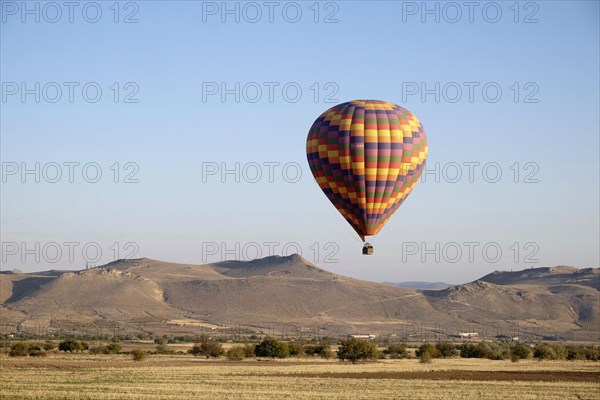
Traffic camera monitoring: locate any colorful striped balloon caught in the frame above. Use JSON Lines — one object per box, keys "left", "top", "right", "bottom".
{"left": 306, "top": 100, "right": 428, "bottom": 241}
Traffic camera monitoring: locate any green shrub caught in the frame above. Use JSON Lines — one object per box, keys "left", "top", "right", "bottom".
{"left": 459, "top": 343, "right": 477, "bottom": 358}
{"left": 336, "top": 338, "right": 379, "bottom": 364}
{"left": 583, "top": 346, "right": 600, "bottom": 361}
{"left": 27, "top": 344, "right": 46, "bottom": 357}
{"left": 242, "top": 343, "right": 256, "bottom": 358}
{"left": 419, "top": 350, "right": 433, "bottom": 363}
{"left": 488, "top": 342, "right": 511, "bottom": 360}
{"left": 58, "top": 339, "right": 84, "bottom": 353}
{"left": 155, "top": 344, "right": 176, "bottom": 355}
{"left": 287, "top": 342, "right": 303, "bottom": 357}
{"left": 553, "top": 345, "right": 568, "bottom": 360}
{"left": 43, "top": 342, "right": 56, "bottom": 351}
{"left": 9, "top": 342, "right": 29, "bottom": 357}
{"left": 459, "top": 342, "right": 493, "bottom": 359}
{"left": 303, "top": 344, "right": 317, "bottom": 356}
{"left": 304, "top": 342, "right": 333, "bottom": 358}
{"left": 254, "top": 339, "right": 289, "bottom": 359}
{"left": 553, "top": 345, "right": 600, "bottom": 361}
{"left": 104, "top": 343, "right": 122, "bottom": 354}
{"left": 476, "top": 343, "right": 493, "bottom": 359}
{"left": 189, "top": 340, "right": 224, "bottom": 359}
{"left": 533, "top": 344, "right": 558, "bottom": 360}
{"left": 226, "top": 346, "right": 246, "bottom": 361}
{"left": 131, "top": 349, "right": 148, "bottom": 361}
{"left": 315, "top": 342, "right": 333, "bottom": 359}
{"left": 511, "top": 343, "right": 531, "bottom": 359}
{"left": 383, "top": 343, "right": 410, "bottom": 359}
{"left": 435, "top": 341, "right": 458, "bottom": 358}
{"left": 416, "top": 343, "right": 440, "bottom": 359}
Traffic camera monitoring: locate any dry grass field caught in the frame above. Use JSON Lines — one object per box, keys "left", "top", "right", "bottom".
{"left": 1, "top": 354, "right": 599, "bottom": 400}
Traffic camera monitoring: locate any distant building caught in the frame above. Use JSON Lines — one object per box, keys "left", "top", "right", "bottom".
{"left": 349, "top": 334, "right": 376, "bottom": 339}
{"left": 458, "top": 332, "right": 479, "bottom": 338}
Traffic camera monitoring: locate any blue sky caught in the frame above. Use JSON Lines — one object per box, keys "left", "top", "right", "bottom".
{"left": 1, "top": 0, "right": 598, "bottom": 283}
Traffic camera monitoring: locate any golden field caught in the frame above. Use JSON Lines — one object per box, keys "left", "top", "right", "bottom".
{"left": 1, "top": 355, "right": 599, "bottom": 400}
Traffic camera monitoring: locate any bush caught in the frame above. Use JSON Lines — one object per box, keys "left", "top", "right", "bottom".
{"left": 476, "top": 343, "right": 493, "bottom": 359}
{"left": 566, "top": 345, "right": 600, "bottom": 361}
{"left": 455, "top": 342, "right": 591, "bottom": 361}
{"left": 155, "top": 344, "right": 176, "bottom": 355}
{"left": 29, "top": 349, "right": 47, "bottom": 357}
{"left": 43, "top": 342, "right": 56, "bottom": 351}
{"left": 9, "top": 342, "right": 29, "bottom": 357}
{"left": 254, "top": 339, "right": 289, "bottom": 359}
{"left": 189, "top": 344, "right": 202, "bottom": 357}
{"left": 416, "top": 343, "right": 440, "bottom": 359}
{"left": 582, "top": 346, "right": 600, "bottom": 361}
{"left": 459, "top": 343, "right": 477, "bottom": 358}
{"left": 287, "top": 342, "right": 303, "bottom": 357}
{"left": 435, "top": 341, "right": 458, "bottom": 358}
{"left": 89, "top": 345, "right": 107, "bottom": 355}
{"left": 459, "top": 342, "right": 493, "bottom": 359}
{"left": 104, "top": 343, "right": 122, "bottom": 354}
{"left": 304, "top": 342, "right": 331, "bottom": 358}
{"left": 226, "top": 346, "right": 246, "bottom": 361}
{"left": 336, "top": 338, "right": 379, "bottom": 364}
{"left": 419, "top": 350, "right": 433, "bottom": 363}
{"left": 553, "top": 345, "right": 568, "bottom": 360}
{"left": 242, "top": 343, "right": 256, "bottom": 358}
{"left": 304, "top": 344, "right": 317, "bottom": 356}
{"left": 566, "top": 346, "right": 585, "bottom": 361}
{"left": 58, "top": 339, "right": 85, "bottom": 353}
{"left": 131, "top": 349, "right": 148, "bottom": 361}
{"left": 383, "top": 343, "right": 410, "bottom": 359}
{"left": 488, "top": 342, "right": 511, "bottom": 360}
{"left": 26, "top": 344, "right": 46, "bottom": 357}
{"left": 205, "top": 341, "right": 224, "bottom": 358}
{"left": 313, "top": 342, "right": 333, "bottom": 359}
{"left": 511, "top": 343, "right": 531, "bottom": 359}
{"left": 189, "top": 340, "right": 224, "bottom": 359}
{"left": 533, "top": 344, "right": 559, "bottom": 360}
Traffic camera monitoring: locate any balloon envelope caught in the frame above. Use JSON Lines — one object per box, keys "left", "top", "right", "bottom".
{"left": 306, "top": 100, "right": 428, "bottom": 241}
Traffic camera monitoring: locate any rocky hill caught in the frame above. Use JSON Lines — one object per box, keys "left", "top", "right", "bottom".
{"left": 1, "top": 256, "right": 597, "bottom": 341}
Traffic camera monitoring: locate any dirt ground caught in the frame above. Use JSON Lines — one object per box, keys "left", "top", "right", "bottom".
{"left": 276, "top": 370, "right": 600, "bottom": 382}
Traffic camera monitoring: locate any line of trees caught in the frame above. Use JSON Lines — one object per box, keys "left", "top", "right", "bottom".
{"left": 230, "top": 339, "right": 333, "bottom": 360}
{"left": 415, "top": 341, "right": 600, "bottom": 362}
{"left": 6, "top": 337, "right": 600, "bottom": 364}
{"left": 185, "top": 338, "right": 335, "bottom": 361}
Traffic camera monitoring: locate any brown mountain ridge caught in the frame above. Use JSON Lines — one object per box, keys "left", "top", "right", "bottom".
{"left": 1, "top": 255, "right": 598, "bottom": 340}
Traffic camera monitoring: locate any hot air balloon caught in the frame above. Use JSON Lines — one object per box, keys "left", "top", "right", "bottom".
{"left": 306, "top": 100, "right": 428, "bottom": 254}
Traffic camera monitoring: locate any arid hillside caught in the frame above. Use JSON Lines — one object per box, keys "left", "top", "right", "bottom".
{"left": 1, "top": 256, "right": 597, "bottom": 340}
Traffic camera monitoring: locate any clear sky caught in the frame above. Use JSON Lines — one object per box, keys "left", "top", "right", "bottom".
{"left": 1, "top": 0, "right": 598, "bottom": 283}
